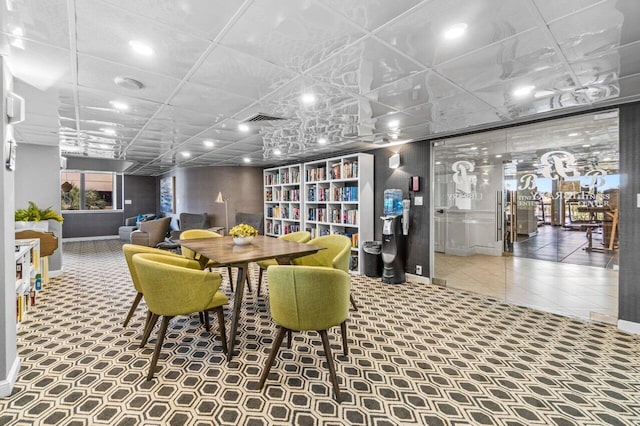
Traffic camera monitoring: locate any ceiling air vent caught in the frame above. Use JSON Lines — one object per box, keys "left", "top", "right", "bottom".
{"left": 244, "top": 113, "right": 289, "bottom": 123}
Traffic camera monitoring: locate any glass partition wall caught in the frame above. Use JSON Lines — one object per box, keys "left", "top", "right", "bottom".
{"left": 431, "top": 110, "right": 619, "bottom": 322}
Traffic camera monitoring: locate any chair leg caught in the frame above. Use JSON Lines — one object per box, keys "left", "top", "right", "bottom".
{"left": 350, "top": 294, "right": 358, "bottom": 311}
{"left": 340, "top": 321, "right": 348, "bottom": 357}
{"left": 198, "top": 312, "right": 204, "bottom": 324}
{"left": 257, "top": 268, "right": 263, "bottom": 297}
{"left": 203, "top": 310, "right": 211, "bottom": 332}
{"left": 123, "top": 292, "right": 143, "bottom": 327}
{"left": 140, "top": 313, "right": 159, "bottom": 348}
{"left": 287, "top": 330, "right": 292, "bottom": 349}
{"left": 147, "top": 316, "right": 171, "bottom": 380}
{"left": 215, "top": 307, "right": 228, "bottom": 355}
{"left": 319, "top": 330, "right": 341, "bottom": 402}
{"left": 227, "top": 267, "right": 234, "bottom": 292}
{"left": 258, "top": 327, "right": 288, "bottom": 390}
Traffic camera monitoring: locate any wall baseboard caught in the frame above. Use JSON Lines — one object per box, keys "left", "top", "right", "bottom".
{"left": 62, "top": 235, "right": 119, "bottom": 242}
{"left": 618, "top": 320, "right": 640, "bottom": 336}
{"left": 0, "top": 357, "right": 21, "bottom": 398}
{"left": 406, "top": 273, "right": 431, "bottom": 285}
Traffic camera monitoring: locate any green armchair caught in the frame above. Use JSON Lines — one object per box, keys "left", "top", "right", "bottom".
{"left": 259, "top": 265, "right": 350, "bottom": 402}
{"left": 292, "top": 234, "right": 358, "bottom": 310}
{"left": 132, "top": 253, "right": 229, "bottom": 380}
{"left": 122, "top": 244, "right": 195, "bottom": 328}
{"left": 256, "top": 231, "right": 311, "bottom": 296}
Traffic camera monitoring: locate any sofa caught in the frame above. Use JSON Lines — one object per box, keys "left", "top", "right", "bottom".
{"left": 130, "top": 217, "right": 171, "bottom": 247}
{"left": 119, "top": 213, "right": 155, "bottom": 242}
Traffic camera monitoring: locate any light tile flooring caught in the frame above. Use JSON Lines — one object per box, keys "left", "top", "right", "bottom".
{"left": 435, "top": 253, "right": 618, "bottom": 323}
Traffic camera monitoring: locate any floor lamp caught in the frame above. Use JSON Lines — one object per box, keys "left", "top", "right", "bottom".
{"left": 215, "top": 191, "right": 229, "bottom": 234}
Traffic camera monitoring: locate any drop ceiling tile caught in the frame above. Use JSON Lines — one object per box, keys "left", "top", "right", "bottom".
{"left": 436, "top": 29, "right": 566, "bottom": 93}
{"left": 1, "top": 36, "right": 72, "bottom": 90}
{"left": 199, "top": 127, "right": 248, "bottom": 143}
{"left": 549, "top": 0, "right": 640, "bottom": 62}
{"left": 320, "top": 0, "right": 422, "bottom": 31}
{"left": 77, "top": 55, "right": 181, "bottom": 103}
{"left": 308, "top": 37, "right": 425, "bottom": 94}
{"left": 531, "top": 0, "right": 602, "bottom": 22}
{"left": 1, "top": 0, "right": 70, "bottom": 49}
{"left": 376, "top": 0, "right": 538, "bottom": 67}
{"left": 364, "top": 70, "right": 466, "bottom": 110}
{"left": 97, "top": 0, "right": 242, "bottom": 40}
{"left": 170, "top": 81, "right": 255, "bottom": 115}
{"left": 189, "top": 45, "right": 297, "bottom": 100}
{"left": 221, "top": 0, "right": 366, "bottom": 73}
{"left": 75, "top": 0, "right": 210, "bottom": 80}
{"left": 148, "top": 106, "right": 223, "bottom": 135}
{"left": 134, "top": 129, "right": 190, "bottom": 145}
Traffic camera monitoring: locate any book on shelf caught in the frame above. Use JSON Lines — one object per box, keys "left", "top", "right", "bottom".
{"left": 330, "top": 163, "right": 341, "bottom": 179}
{"left": 343, "top": 209, "right": 358, "bottom": 225}
{"left": 343, "top": 161, "right": 358, "bottom": 179}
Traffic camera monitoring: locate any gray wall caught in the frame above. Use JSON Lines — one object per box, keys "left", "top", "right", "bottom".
{"left": 14, "top": 143, "right": 63, "bottom": 272}
{"left": 619, "top": 103, "right": 640, "bottom": 324}
{"left": 373, "top": 143, "right": 430, "bottom": 275}
{"left": 123, "top": 175, "right": 157, "bottom": 220}
{"left": 1, "top": 57, "right": 18, "bottom": 395}
{"left": 161, "top": 166, "right": 264, "bottom": 232}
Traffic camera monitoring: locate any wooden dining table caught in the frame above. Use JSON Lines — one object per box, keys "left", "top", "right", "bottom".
{"left": 178, "top": 235, "right": 324, "bottom": 361}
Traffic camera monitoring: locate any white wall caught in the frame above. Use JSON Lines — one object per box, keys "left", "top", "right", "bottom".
{"left": 15, "top": 144, "right": 63, "bottom": 271}
{"left": 0, "top": 57, "right": 19, "bottom": 397}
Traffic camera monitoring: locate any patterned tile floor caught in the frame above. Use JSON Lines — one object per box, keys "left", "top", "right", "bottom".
{"left": 1, "top": 239, "right": 640, "bottom": 425}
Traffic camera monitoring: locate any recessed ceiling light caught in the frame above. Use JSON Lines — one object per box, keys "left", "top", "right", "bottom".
{"left": 593, "top": 151, "right": 601, "bottom": 154}
{"left": 443, "top": 23, "right": 467, "bottom": 40}
{"left": 243, "top": 157, "right": 252, "bottom": 163}
{"left": 114, "top": 76, "right": 145, "bottom": 90}
{"left": 604, "top": 157, "right": 611, "bottom": 161}
{"left": 129, "top": 40, "right": 155, "bottom": 56}
{"left": 568, "top": 132, "right": 579, "bottom": 137}
{"left": 203, "top": 140, "right": 214, "bottom": 148}
{"left": 181, "top": 151, "right": 191, "bottom": 158}
{"left": 388, "top": 120, "right": 400, "bottom": 129}
{"left": 274, "top": 148, "right": 282, "bottom": 156}
{"left": 481, "top": 147, "right": 488, "bottom": 151}
{"left": 317, "top": 137, "right": 327, "bottom": 145}
{"left": 533, "top": 163, "right": 539, "bottom": 167}
{"left": 470, "top": 146, "right": 477, "bottom": 150}
{"left": 582, "top": 144, "right": 591, "bottom": 148}
{"left": 98, "top": 144, "right": 111, "bottom": 150}
{"left": 100, "top": 128, "right": 116, "bottom": 136}
{"left": 513, "top": 85, "right": 535, "bottom": 98}
{"left": 495, "top": 154, "right": 502, "bottom": 158}
{"left": 238, "top": 123, "right": 250, "bottom": 132}
{"left": 110, "top": 100, "right": 129, "bottom": 111}
{"left": 435, "top": 161, "right": 441, "bottom": 165}
{"left": 301, "top": 93, "right": 316, "bottom": 105}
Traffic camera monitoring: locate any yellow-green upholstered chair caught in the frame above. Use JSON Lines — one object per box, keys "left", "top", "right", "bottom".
{"left": 122, "top": 244, "right": 189, "bottom": 328}
{"left": 259, "top": 265, "right": 350, "bottom": 402}
{"left": 132, "top": 253, "right": 229, "bottom": 380}
{"left": 256, "top": 231, "right": 311, "bottom": 296}
{"left": 292, "top": 234, "right": 358, "bottom": 311}
{"left": 179, "top": 229, "right": 244, "bottom": 292}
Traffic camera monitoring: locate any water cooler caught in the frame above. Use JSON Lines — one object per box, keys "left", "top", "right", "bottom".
{"left": 381, "top": 189, "right": 409, "bottom": 284}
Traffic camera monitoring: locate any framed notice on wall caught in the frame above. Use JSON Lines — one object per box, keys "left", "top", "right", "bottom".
{"left": 160, "top": 176, "right": 175, "bottom": 213}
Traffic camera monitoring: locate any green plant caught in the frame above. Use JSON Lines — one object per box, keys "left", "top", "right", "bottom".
{"left": 15, "top": 201, "right": 64, "bottom": 223}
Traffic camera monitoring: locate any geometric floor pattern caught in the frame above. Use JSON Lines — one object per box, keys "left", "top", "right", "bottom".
{"left": 1, "top": 239, "right": 640, "bottom": 425}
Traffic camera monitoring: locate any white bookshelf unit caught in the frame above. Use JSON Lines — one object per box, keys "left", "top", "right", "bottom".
{"left": 263, "top": 164, "right": 303, "bottom": 237}
{"left": 14, "top": 238, "right": 41, "bottom": 327}
{"left": 303, "top": 153, "right": 374, "bottom": 274}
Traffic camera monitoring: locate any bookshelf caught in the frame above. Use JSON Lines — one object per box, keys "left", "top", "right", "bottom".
{"left": 15, "top": 238, "right": 41, "bottom": 327}
{"left": 303, "top": 153, "right": 374, "bottom": 274}
{"left": 263, "top": 164, "right": 303, "bottom": 237}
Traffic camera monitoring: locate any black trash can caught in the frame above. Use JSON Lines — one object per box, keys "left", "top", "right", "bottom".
{"left": 363, "top": 241, "right": 383, "bottom": 278}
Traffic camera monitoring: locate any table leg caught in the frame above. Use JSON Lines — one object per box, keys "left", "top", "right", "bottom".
{"left": 227, "top": 262, "right": 247, "bottom": 361}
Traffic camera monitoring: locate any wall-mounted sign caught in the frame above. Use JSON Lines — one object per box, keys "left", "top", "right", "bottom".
{"left": 5, "top": 138, "right": 16, "bottom": 171}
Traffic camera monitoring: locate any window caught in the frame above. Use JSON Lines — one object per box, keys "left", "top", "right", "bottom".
{"left": 61, "top": 171, "right": 123, "bottom": 211}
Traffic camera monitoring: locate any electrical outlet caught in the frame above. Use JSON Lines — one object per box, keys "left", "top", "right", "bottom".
{"left": 416, "top": 265, "right": 422, "bottom": 275}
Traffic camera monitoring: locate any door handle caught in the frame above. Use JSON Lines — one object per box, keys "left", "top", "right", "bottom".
{"left": 496, "top": 191, "right": 503, "bottom": 242}
{"left": 437, "top": 209, "right": 444, "bottom": 214}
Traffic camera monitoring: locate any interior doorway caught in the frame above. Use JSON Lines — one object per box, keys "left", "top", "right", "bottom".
{"left": 430, "top": 110, "right": 620, "bottom": 322}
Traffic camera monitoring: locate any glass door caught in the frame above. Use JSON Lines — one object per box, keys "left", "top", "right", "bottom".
{"left": 431, "top": 132, "right": 508, "bottom": 300}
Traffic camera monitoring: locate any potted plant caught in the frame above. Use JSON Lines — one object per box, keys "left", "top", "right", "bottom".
{"left": 229, "top": 223, "right": 258, "bottom": 245}
{"left": 15, "top": 201, "right": 64, "bottom": 230}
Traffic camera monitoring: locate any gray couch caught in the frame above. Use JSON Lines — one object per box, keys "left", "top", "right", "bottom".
{"left": 118, "top": 213, "right": 155, "bottom": 242}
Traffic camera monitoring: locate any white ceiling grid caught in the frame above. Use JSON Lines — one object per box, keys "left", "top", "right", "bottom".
{"left": 0, "top": 0, "right": 638, "bottom": 175}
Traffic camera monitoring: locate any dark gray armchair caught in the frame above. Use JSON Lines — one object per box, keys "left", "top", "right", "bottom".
{"left": 169, "top": 212, "right": 209, "bottom": 241}
{"left": 235, "top": 212, "right": 264, "bottom": 235}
